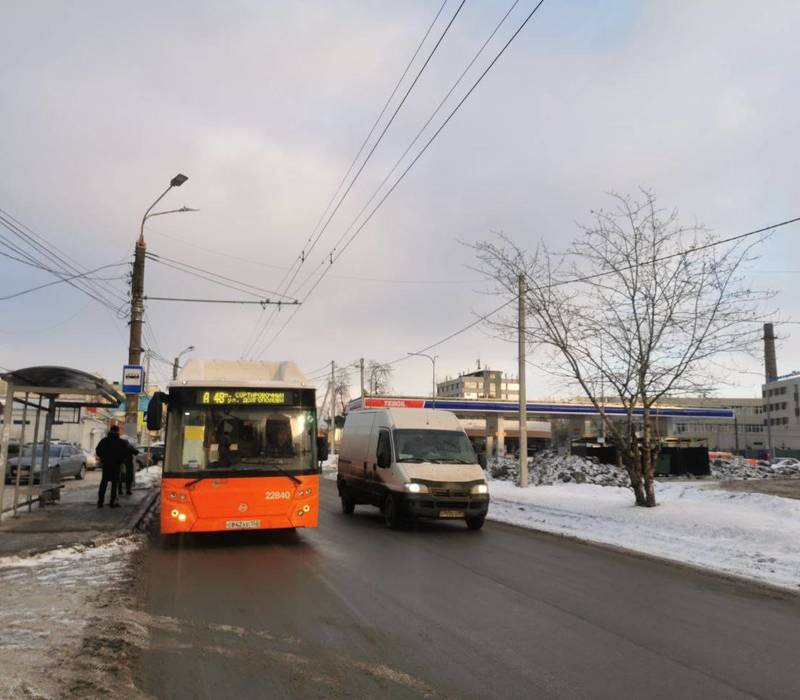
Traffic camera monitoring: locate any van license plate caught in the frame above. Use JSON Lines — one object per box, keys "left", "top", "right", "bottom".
{"left": 225, "top": 519, "right": 261, "bottom": 530}
{"left": 439, "top": 510, "right": 464, "bottom": 519}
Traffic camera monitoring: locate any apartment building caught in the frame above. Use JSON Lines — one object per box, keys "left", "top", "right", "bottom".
{"left": 436, "top": 369, "right": 519, "bottom": 401}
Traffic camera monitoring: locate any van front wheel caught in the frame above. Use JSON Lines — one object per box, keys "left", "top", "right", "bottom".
{"left": 340, "top": 487, "right": 355, "bottom": 515}
{"left": 383, "top": 494, "right": 401, "bottom": 530}
{"left": 466, "top": 516, "right": 485, "bottom": 531}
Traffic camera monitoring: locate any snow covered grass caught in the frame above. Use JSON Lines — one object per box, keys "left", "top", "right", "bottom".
{"left": 488, "top": 479, "right": 800, "bottom": 591}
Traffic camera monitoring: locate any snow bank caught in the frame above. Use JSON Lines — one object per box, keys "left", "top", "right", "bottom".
{"left": 490, "top": 451, "right": 630, "bottom": 487}
{"left": 487, "top": 480, "right": 800, "bottom": 591}
{"left": 710, "top": 457, "right": 800, "bottom": 480}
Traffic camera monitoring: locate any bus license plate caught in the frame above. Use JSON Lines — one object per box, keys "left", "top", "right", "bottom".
{"left": 439, "top": 510, "right": 464, "bottom": 519}
{"left": 225, "top": 519, "right": 261, "bottom": 530}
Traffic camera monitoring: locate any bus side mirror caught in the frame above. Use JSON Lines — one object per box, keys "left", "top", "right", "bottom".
{"left": 317, "top": 437, "right": 329, "bottom": 462}
{"left": 478, "top": 452, "right": 487, "bottom": 469}
{"left": 146, "top": 393, "right": 165, "bottom": 431}
{"left": 377, "top": 450, "right": 391, "bottom": 469}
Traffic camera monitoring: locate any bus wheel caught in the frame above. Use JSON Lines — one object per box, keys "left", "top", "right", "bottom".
{"left": 340, "top": 488, "right": 355, "bottom": 515}
{"left": 465, "top": 516, "right": 485, "bottom": 531}
{"left": 383, "top": 494, "right": 401, "bottom": 530}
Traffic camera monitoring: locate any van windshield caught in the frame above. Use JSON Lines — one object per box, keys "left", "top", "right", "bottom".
{"left": 393, "top": 429, "right": 477, "bottom": 464}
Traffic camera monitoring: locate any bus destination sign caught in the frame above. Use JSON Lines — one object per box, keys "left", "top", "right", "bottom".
{"left": 199, "top": 390, "right": 287, "bottom": 406}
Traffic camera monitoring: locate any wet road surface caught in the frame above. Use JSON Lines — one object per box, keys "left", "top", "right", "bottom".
{"left": 133, "top": 478, "right": 800, "bottom": 699}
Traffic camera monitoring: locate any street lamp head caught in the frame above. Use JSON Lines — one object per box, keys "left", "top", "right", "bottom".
{"left": 170, "top": 173, "right": 188, "bottom": 187}
{"left": 178, "top": 206, "right": 199, "bottom": 212}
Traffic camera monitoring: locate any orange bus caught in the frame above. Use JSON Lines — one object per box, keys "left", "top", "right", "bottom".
{"left": 146, "top": 360, "right": 326, "bottom": 535}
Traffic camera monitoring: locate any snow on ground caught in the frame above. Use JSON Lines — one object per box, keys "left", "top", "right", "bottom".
{"left": 0, "top": 536, "right": 147, "bottom": 699}
{"left": 490, "top": 451, "right": 630, "bottom": 487}
{"left": 322, "top": 454, "right": 338, "bottom": 481}
{"left": 488, "top": 479, "right": 800, "bottom": 591}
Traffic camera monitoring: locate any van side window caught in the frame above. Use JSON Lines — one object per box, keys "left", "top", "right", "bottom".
{"left": 377, "top": 429, "right": 392, "bottom": 462}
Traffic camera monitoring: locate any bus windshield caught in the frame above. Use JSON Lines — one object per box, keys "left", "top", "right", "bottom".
{"left": 166, "top": 405, "right": 317, "bottom": 474}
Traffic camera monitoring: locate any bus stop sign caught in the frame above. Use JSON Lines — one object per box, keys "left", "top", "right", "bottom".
{"left": 122, "top": 365, "right": 144, "bottom": 394}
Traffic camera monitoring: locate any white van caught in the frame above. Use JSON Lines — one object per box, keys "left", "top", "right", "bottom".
{"left": 337, "top": 408, "right": 489, "bottom": 530}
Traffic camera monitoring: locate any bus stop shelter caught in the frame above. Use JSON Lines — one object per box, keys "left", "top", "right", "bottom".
{"left": 0, "top": 366, "right": 124, "bottom": 520}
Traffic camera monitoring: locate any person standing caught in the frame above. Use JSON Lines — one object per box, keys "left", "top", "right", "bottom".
{"left": 95, "top": 425, "right": 127, "bottom": 508}
{"left": 120, "top": 440, "right": 139, "bottom": 496}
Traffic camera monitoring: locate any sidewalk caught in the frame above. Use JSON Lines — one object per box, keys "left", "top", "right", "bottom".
{"left": 0, "top": 467, "right": 159, "bottom": 557}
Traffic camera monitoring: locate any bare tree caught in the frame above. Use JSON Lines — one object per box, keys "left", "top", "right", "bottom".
{"left": 366, "top": 360, "right": 393, "bottom": 396}
{"left": 333, "top": 368, "right": 351, "bottom": 415}
{"left": 472, "top": 190, "right": 771, "bottom": 506}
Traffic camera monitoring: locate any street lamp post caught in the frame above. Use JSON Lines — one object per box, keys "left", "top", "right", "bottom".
{"left": 408, "top": 352, "right": 438, "bottom": 408}
{"left": 173, "top": 345, "right": 196, "bottom": 380}
{"left": 125, "top": 174, "right": 192, "bottom": 440}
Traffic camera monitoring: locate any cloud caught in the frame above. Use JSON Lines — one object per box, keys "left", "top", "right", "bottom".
{"left": 1, "top": 1, "right": 798, "bottom": 398}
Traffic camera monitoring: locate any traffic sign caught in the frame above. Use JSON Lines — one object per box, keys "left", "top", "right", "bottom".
{"left": 122, "top": 365, "right": 144, "bottom": 394}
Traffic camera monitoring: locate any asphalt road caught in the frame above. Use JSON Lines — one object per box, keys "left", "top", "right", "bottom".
{"left": 133, "top": 478, "right": 800, "bottom": 699}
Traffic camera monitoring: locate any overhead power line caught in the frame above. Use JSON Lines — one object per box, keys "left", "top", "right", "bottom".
{"left": 243, "top": 0, "right": 463, "bottom": 359}
{"left": 291, "top": 0, "right": 523, "bottom": 302}
{"left": 0, "top": 262, "right": 129, "bottom": 301}
{"left": 144, "top": 295, "right": 299, "bottom": 306}
{"left": 145, "top": 253, "right": 299, "bottom": 302}
{"left": 254, "top": 0, "right": 549, "bottom": 357}
{"left": 384, "top": 214, "right": 800, "bottom": 368}
{"left": 148, "top": 227, "right": 479, "bottom": 285}
{"left": 0, "top": 209, "right": 129, "bottom": 316}
{"left": 145, "top": 251, "right": 297, "bottom": 300}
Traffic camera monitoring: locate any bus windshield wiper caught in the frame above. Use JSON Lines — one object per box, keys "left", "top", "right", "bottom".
{"left": 257, "top": 463, "right": 302, "bottom": 485}
{"left": 185, "top": 474, "right": 214, "bottom": 489}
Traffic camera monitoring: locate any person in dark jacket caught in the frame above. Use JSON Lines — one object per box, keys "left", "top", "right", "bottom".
{"left": 95, "top": 425, "right": 128, "bottom": 507}
{"left": 120, "top": 440, "right": 139, "bottom": 496}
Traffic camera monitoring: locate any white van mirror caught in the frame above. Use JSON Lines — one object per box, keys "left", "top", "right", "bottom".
{"left": 477, "top": 452, "right": 487, "bottom": 469}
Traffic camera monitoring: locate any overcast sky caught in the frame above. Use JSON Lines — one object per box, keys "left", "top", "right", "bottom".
{"left": 1, "top": 1, "right": 799, "bottom": 400}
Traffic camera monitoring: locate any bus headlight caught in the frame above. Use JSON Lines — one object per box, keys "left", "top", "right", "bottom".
{"left": 404, "top": 483, "right": 428, "bottom": 494}
{"left": 471, "top": 483, "right": 489, "bottom": 495}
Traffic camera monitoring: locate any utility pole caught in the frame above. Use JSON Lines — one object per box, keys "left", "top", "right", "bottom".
{"left": 125, "top": 173, "right": 191, "bottom": 441}
{"left": 140, "top": 349, "right": 153, "bottom": 444}
{"left": 125, "top": 237, "right": 146, "bottom": 440}
{"left": 360, "top": 357, "right": 365, "bottom": 402}
{"left": 329, "top": 361, "right": 336, "bottom": 459}
{"left": 518, "top": 274, "right": 528, "bottom": 488}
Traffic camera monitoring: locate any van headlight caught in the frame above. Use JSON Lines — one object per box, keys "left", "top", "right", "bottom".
{"left": 471, "top": 483, "right": 489, "bottom": 495}
{"left": 404, "top": 482, "right": 428, "bottom": 494}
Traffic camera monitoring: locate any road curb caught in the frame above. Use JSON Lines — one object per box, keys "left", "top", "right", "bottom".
{"left": 487, "top": 516, "right": 800, "bottom": 600}
{"left": 125, "top": 486, "right": 159, "bottom": 531}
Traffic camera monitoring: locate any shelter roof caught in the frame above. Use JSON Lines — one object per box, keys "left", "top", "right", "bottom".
{"left": 0, "top": 366, "right": 123, "bottom": 406}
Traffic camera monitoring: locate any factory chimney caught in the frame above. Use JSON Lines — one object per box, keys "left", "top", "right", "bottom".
{"left": 763, "top": 323, "right": 778, "bottom": 382}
